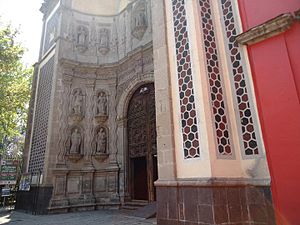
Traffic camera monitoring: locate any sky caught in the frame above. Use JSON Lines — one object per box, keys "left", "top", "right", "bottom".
{"left": 0, "top": 0, "right": 44, "bottom": 66}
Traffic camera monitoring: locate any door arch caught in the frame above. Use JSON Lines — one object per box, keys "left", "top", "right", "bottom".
{"left": 127, "top": 83, "right": 157, "bottom": 201}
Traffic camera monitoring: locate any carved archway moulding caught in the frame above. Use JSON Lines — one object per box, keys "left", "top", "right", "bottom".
{"left": 117, "top": 72, "right": 154, "bottom": 122}
{"left": 116, "top": 73, "right": 154, "bottom": 200}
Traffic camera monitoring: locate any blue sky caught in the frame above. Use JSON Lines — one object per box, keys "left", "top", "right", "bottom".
{"left": 0, "top": 0, "right": 44, "bottom": 66}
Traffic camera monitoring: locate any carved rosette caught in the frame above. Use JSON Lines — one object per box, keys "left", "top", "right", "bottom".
{"left": 67, "top": 154, "right": 82, "bottom": 162}
{"left": 94, "top": 115, "right": 108, "bottom": 123}
{"left": 98, "top": 28, "right": 110, "bottom": 55}
{"left": 70, "top": 113, "right": 84, "bottom": 123}
{"left": 131, "top": 0, "right": 148, "bottom": 40}
{"left": 94, "top": 153, "right": 109, "bottom": 162}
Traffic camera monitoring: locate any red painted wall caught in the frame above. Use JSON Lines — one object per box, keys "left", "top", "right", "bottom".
{"left": 238, "top": 1, "right": 300, "bottom": 225}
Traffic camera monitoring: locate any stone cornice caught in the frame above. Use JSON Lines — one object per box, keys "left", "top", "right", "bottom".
{"left": 236, "top": 12, "right": 298, "bottom": 45}
{"left": 59, "top": 42, "right": 153, "bottom": 71}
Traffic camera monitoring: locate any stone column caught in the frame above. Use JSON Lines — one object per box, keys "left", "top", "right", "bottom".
{"left": 83, "top": 77, "right": 96, "bottom": 169}
{"left": 56, "top": 73, "right": 73, "bottom": 167}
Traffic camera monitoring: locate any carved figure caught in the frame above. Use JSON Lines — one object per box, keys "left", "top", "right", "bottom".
{"left": 98, "top": 28, "right": 110, "bottom": 55}
{"left": 131, "top": 1, "right": 148, "bottom": 40}
{"left": 72, "top": 89, "right": 84, "bottom": 115}
{"left": 96, "top": 92, "right": 107, "bottom": 116}
{"left": 136, "top": 12, "right": 146, "bottom": 26}
{"left": 96, "top": 128, "right": 106, "bottom": 153}
{"left": 76, "top": 25, "right": 88, "bottom": 53}
{"left": 70, "top": 129, "right": 81, "bottom": 154}
{"left": 77, "top": 26, "right": 87, "bottom": 45}
{"left": 99, "top": 29, "right": 109, "bottom": 47}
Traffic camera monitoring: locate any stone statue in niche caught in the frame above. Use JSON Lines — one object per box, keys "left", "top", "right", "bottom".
{"left": 72, "top": 89, "right": 84, "bottom": 115}
{"left": 94, "top": 91, "right": 108, "bottom": 123}
{"left": 66, "top": 126, "right": 84, "bottom": 162}
{"left": 96, "top": 92, "right": 107, "bottom": 116}
{"left": 70, "top": 129, "right": 82, "bottom": 154}
{"left": 96, "top": 128, "right": 107, "bottom": 154}
{"left": 98, "top": 28, "right": 110, "bottom": 55}
{"left": 131, "top": 0, "right": 148, "bottom": 40}
{"left": 93, "top": 127, "right": 109, "bottom": 161}
{"left": 70, "top": 88, "right": 85, "bottom": 122}
{"left": 76, "top": 25, "right": 88, "bottom": 53}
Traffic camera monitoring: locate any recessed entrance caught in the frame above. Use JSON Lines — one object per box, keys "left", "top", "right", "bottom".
{"left": 127, "top": 83, "right": 158, "bottom": 202}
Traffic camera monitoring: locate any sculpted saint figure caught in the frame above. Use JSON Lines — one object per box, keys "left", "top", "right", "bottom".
{"left": 96, "top": 92, "right": 107, "bottom": 116}
{"left": 99, "top": 29, "right": 109, "bottom": 47}
{"left": 72, "top": 90, "right": 83, "bottom": 115}
{"left": 137, "top": 12, "right": 146, "bottom": 26}
{"left": 70, "top": 129, "right": 81, "bottom": 154}
{"left": 77, "top": 26, "right": 86, "bottom": 45}
{"left": 96, "top": 128, "right": 106, "bottom": 153}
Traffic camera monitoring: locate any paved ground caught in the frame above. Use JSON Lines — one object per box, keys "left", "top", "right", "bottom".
{"left": 0, "top": 210, "right": 157, "bottom": 225}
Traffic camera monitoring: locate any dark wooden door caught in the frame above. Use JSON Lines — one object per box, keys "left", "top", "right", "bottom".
{"left": 127, "top": 83, "right": 157, "bottom": 201}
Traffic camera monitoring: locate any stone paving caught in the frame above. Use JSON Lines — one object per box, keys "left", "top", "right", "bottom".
{"left": 0, "top": 210, "right": 157, "bottom": 225}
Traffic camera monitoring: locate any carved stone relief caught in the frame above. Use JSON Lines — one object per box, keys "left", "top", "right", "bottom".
{"left": 92, "top": 126, "right": 109, "bottom": 161}
{"left": 76, "top": 25, "right": 89, "bottom": 53}
{"left": 94, "top": 91, "right": 108, "bottom": 123}
{"left": 96, "top": 127, "right": 107, "bottom": 154}
{"left": 98, "top": 28, "right": 110, "bottom": 55}
{"left": 65, "top": 125, "right": 84, "bottom": 162}
{"left": 70, "top": 88, "right": 85, "bottom": 122}
{"left": 131, "top": 0, "right": 148, "bottom": 40}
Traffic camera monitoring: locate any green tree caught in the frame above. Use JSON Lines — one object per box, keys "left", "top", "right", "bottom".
{"left": 0, "top": 23, "right": 32, "bottom": 157}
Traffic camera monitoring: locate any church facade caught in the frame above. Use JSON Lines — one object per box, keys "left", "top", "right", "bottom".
{"left": 17, "top": 0, "right": 300, "bottom": 224}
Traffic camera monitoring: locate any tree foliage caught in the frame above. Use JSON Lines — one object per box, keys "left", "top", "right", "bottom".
{"left": 0, "top": 23, "right": 32, "bottom": 157}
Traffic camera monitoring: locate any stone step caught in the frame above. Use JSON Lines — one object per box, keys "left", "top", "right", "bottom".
{"left": 122, "top": 200, "right": 148, "bottom": 211}
{"left": 130, "top": 202, "right": 157, "bottom": 219}
{"left": 122, "top": 205, "right": 140, "bottom": 211}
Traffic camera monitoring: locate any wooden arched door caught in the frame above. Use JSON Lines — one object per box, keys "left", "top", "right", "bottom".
{"left": 127, "top": 83, "right": 157, "bottom": 201}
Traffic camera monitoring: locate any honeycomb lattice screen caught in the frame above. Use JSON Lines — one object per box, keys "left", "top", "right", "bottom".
{"left": 220, "top": 0, "right": 259, "bottom": 156}
{"left": 28, "top": 57, "right": 55, "bottom": 174}
{"left": 198, "top": 0, "right": 233, "bottom": 157}
{"left": 171, "top": 0, "right": 201, "bottom": 159}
